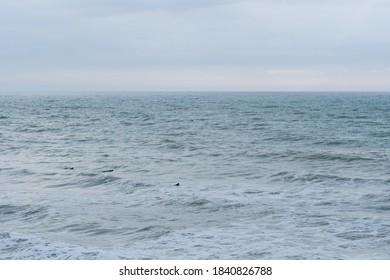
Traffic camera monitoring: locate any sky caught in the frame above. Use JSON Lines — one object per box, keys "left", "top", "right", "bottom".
{"left": 1, "top": 0, "right": 390, "bottom": 91}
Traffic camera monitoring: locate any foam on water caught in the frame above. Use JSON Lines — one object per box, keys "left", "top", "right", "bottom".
{"left": 0, "top": 232, "right": 118, "bottom": 260}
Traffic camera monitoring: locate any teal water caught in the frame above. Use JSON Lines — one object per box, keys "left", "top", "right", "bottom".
{"left": 1, "top": 92, "right": 390, "bottom": 259}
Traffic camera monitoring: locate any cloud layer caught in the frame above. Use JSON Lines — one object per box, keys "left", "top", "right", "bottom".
{"left": 1, "top": 0, "right": 390, "bottom": 90}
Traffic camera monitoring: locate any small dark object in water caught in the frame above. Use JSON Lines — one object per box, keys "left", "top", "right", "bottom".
{"left": 174, "top": 183, "right": 180, "bottom": 186}
{"left": 102, "top": 169, "right": 114, "bottom": 173}
{"left": 64, "top": 167, "right": 74, "bottom": 170}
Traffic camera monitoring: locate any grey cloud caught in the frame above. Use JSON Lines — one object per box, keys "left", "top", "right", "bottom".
{"left": 56, "top": 0, "right": 241, "bottom": 16}
{"left": 1, "top": 0, "right": 390, "bottom": 90}
{"left": 3, "top": 0, "right": 390, "bottom": 66}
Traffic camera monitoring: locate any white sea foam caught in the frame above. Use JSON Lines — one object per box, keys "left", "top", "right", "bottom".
{"left": 0, "top": 232, "right": 118, "bottom": 260}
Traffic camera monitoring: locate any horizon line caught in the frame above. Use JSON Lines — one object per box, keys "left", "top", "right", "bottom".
{"left": 1, "top": 90, "right": 390, "bottom": 94}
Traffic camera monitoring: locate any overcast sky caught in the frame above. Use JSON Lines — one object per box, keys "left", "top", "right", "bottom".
{"left": 1, "top": 0, "right": 390, "bottom": 91}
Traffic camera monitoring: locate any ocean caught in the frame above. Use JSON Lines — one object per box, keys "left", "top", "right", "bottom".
{"left": 1, "top": 92, "right": 390, "bottom": 259}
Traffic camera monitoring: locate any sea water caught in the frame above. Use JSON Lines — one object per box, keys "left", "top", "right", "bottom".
{"left": 1, "top": 92, "right": 390, "bottom": 259}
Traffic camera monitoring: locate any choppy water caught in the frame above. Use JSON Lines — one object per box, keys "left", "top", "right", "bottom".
{"left": 1, "top": 92, "right": 390, "bottom": 259}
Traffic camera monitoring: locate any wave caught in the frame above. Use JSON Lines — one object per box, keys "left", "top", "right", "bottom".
{"left": 236, "top": 150, "right": 381, "bottom": 163}
{"left": 0, "top": 232, "right": 116, "bottom": 260}
{"left": 47, "top": 174, "right": 121, "bottom": 189}
{"left": 294, "top": 152, "right": 376, "bottom": 162}
{"left": 269, "top": 171, "right": 375, "bottom": 184}
{"left": 0, "top": 204, "right": 48, "bottom": 223}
